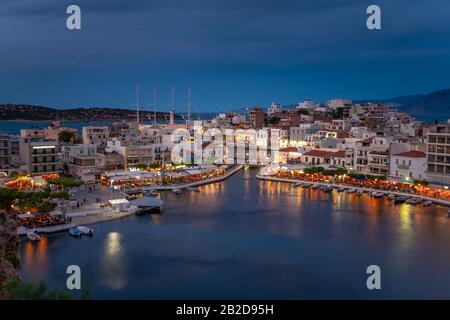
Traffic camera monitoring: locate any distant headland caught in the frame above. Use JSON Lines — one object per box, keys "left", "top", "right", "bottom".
{"left": 0, "top": 104, "right": 180, "bottom": 122}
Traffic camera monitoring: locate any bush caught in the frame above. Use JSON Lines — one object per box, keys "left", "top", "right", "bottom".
{"left": 303, "top": 166, "right": 325, "bottom": 174}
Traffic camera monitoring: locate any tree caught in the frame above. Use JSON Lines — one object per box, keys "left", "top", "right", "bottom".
{"left": 58, "top": 130, "right": 77, "bottom": 144}
{"left": 0, "top": 189, "right": 21, "bottom": 212}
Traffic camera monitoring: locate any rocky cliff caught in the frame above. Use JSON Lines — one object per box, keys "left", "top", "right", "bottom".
{"left": 0, "top": 211, "right": 20, "bottom": 299}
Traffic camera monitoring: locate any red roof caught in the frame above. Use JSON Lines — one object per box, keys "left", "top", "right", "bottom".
{"left": 302, "top": 150, "right": 334, "bottom": 157}
{"left": 332, "top": 150, "right": 346, "bottom": 158}
{"left": 279, "top": 147, "right": 299, "bottom": 153}
{"left": 394, "top": 151, "right": 426, "bottom": 158}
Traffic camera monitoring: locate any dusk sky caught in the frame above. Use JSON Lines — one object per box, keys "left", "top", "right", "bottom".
{"left": 1, "top": 0, "right": 449, "bottom": 112}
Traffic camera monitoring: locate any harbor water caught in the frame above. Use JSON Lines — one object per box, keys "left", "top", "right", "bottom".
{"left": 20, "top": 169, "right": 450, "bottom": 299}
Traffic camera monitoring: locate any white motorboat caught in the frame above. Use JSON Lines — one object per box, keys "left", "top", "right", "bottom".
{"left": 356, "top": 190, "right": 363, "bottom": 196}
{"left": 344, "top": 188, "right": 356, "bottom": 194}
{"left": 186, "top": 186, "right": 200, "bottom": 192}
{"left": 68, "top": 227, "right": 82, "bottom": 238}
{"left": 27, "top": 232, "right": 40, "bottom": 242}
{"left": 172, "top": 188, "right": 182, "bottom": 194}
{"left": 372, "top": 192, "right": 384, "bottom": 198}
{"left": 387, "top": 194, "right": 395, "bottom": 200}
{"left": 311, "top": 184, "right": 320, "bottom": 190}
{"left": 77, "top": 226, "right": 94, "bottom": 236}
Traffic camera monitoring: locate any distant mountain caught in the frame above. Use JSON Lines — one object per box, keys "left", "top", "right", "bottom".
{"left": 0, "top": 104, "right": 181, "bottom": 121}
{"left": 359, "top": 89, "right": 450, "bottom": 115}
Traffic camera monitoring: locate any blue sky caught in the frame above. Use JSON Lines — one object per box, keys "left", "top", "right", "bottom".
{"left": 1, "top": 0, "right": 449, "bottom": 112}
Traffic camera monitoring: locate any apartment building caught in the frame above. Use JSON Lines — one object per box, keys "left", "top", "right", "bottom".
{"left": 19, "top": 137, "right": 60, "bottom": 174}
{"left": 62, "top": 144, "right": 105, "bottom": 183}
{"left": 426, "top": 121, "right": 450, "bottom": 185}
{"left": 106, "top": 138, "right": 155, "bottom": 169}
{"left": 82, "top": 126, "right": 109, "bottom": 150}
{"left": 0, "top": 134, "right": 11, "bottom": 169}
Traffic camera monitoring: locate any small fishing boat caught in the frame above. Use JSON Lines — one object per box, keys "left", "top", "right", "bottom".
{"left": 422, "top": 200, "right": 433, "bottom": 207}
{"left": 77, "top": 226, "right": 94, "bottom": 236}
{"left": 68, "top": 227, "right": 82, "bottom": 238}
{"left": 356, "top": 190, "right": 363, "bottom": 196}
{"left": 301, "top": 183, "right": 312, "bottom": 188}
{"left": 406, "top": 198, "right": 422, "bottom": 205}
{"left": 293, "top": 182, "right": 302, "bottom": 188}
{"left": 144, "top": 189, "right": 158, "bottom": 196}
{"left": 186, "top": 186, "right": 200, "bottom": 192}
{"left": 323, "top": 186, "right": 333, "bottom": 193}
{"left": 311, "top": 184, "right": 320, "bottom": 190}
{"left": 387, "top": 194, "right": 395, "bottom": 200}
{"left": 337, "top": 187, "right": 345, "bottom": 192}
{"left": 344, "top": 188, "right": 356, "bottom": 194}
{"left": 172, "top": 188, "right": 182, "bottom": 194}
{"left": 27, "top": 231, "right": 40, "bottom": 242}
{"left": 372, "top": 192, "right": 384, "bottom": 198}
{"left": 394, "top": 196, "right": 407, "bottom": 204}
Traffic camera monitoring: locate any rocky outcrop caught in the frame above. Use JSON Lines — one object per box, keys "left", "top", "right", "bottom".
{"left": 0, "top": 211, "right": 20, "bottom": 299}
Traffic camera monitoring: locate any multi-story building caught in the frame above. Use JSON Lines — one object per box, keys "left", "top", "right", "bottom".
{"left": 0, "top": 133, "right": 11, "bottom": 170}
{"left": 268, "top": 103, "right": 283, "bottom": 115}
{"left": 62, "top": 144, "right": 105, "bottom": 183}
{"left": 426, "top": 121, "right": 450, "bottom": 185}
{"left": 367, "top": 136, "right": 391, "bottom": 176}
{"left": 390, "top": 151, "right": 426, "bottom": 181}
{"left": 82, "top": 126, "right": 109, "bottom": 150}
{"left": 249, "top": 108, "right": 265, "bottom": 129}
{"left": 19, "top": 137, "right": 60, "bottom": 174}
{"left": 106, "top": 138, "right": 155, "bottom": 169}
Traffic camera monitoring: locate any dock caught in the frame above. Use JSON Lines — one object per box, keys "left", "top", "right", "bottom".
{"left": 18, "top": 223, "right": 76, "bottom": 236}
{"left": 256, "top": 174, "right": 450, "bottom": 207}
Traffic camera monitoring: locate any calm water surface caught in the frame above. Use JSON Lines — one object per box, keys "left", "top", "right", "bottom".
{"left": 20, "top": 169, "right": 450, "bottom": 299}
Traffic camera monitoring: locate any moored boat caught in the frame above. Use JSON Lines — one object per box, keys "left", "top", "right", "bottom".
{"left": 311, "top": 184, "right": 320, "bottom": 190}
{"left": 394, "top": 196, "right": 407, "bottom": 204}
{"left": 172, "top": 188, "right": 182, "bottom": 194}
{"left": 323, "top": 186, "right": 333, "bottom": 193}
{"left": 344, "top": 188, "right": 356, "bottom": 194}
{"left": 77, "top": 226, "right": 94, "bottom": 236}
{"left": 68, "top": 227, "right": 82, "bottom": 238}
{"left": 186, "top": 186, "right": 200, "bottom": 192}
{"left": 387, "top": 194, "right": 395, "bottom": 200}
{"left": 406, "top": 198, "right": 422, "bottom": 205}
{"left": 372, "top": 192, "right": 384, "bottom": 198}
{"left": 27, "top": 231, "right": 40, "bottom": 242}
{"left": 422, "top": 200, "right": 433, "bottom": 207}
{"left": 356, "top": 190, "right": 363, "bottom": 196}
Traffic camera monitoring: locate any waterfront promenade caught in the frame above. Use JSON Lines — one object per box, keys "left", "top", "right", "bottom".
{"left": 257, "top": 174, "right": 450, "bottom": 207}
{"left": 150, "top": 164, "right": 244, "bottom": 191}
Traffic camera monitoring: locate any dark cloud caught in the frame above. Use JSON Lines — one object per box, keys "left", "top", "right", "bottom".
{"left": 0, "top": 0, "right": 449, "bottom": 110}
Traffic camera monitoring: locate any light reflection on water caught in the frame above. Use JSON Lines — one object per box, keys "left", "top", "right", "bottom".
{"left": 19, "top": 169, "right": 450, "bottom": 299}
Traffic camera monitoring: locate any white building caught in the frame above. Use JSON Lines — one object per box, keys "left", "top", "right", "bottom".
{"left": 82, "top": 126, "right": 109, "bottom": 150}
{"left": 327, "top": 98, "right": 352, "bottom": 110}
{"left": 296, "top": 99, "right": 315, "bottom": 109}
{"left": 390, "top": 151, "right": 426, "bottom": 181}
{"left": 62, "top": 144, "right": 105, "bottom": 183}
{"left": 268, "top": 103, "right": 283, "bottom": 115}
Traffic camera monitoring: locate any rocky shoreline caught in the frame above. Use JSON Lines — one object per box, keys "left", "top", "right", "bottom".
{"left": 0, "top": 212, "right": 20, "bottom": 299}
